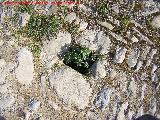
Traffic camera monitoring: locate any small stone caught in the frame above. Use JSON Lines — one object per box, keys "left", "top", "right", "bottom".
{"left": 0, "top": 95, "right": 15, "bottom": 109}
{"left": 112, "top": 4, "right": 119, "bottom": 14}
{"left": 91, "top": 60, "right": 107, "bottom": 79}
{"left": 117, "top": 102, "right": 129, "bottom": 120}
{"left": 141, "top": 46, "right": 151, "bottom": 60}
{"left": 135, "top": 60, "right": 143, "bottom": 71}
{"left": 79, "top": 21, "right": 88, "bottom": 31}
{"left": 109, "top": 68, "right": 117, "bottom": 79}
{"left": 131, "top": 36, "right": 139, "bottom": 43}
{"left": 0, "top": 39, "right": 4, "bottom": 46}
{"left": 19, "top": 13, "right": 30, "bottom": 27}
{"left": 151, "top": 15, "right": 160, "bottom": 29}
{"left": 65, "top": 12, "right": 76, "bottom": 23}
{"left": 15, "top": 47, "right": 34, "bottom": 85}
{"left": 77, "top": 29, "right": 98, "bottom": 51}
{"left": 146, "top": 49, "right": 157, "bottom": 66}
{"left": 129, "top": 79, "right": 137, "bottom": 97}
{"left": 98, "top": 21, "right": 114, "bottom": 30}
{"left": 114, "top": 46, "right": 127, "bottom": 63}
{"left": 49, "top": 66, "right": 92, "bottom": 109}
{"left": 110, "top": 32, "right": 127, "bottom": 44}
{"left": 98, "top": 35, "right": 111, "bottom": 54}
{"left": 0, "top": 116, "right": 5, "bottom": 120}
{"left": 127, "top": 48, "right": 140, "bottom": 68}
{"left": 29, "top": 99, "right": 41, "bottom": 112}
{"left": 0, "top": 59, "right": 6, "bottom": 69}
{"left": 94, "top": 88, "right": 111, "bottom": 111}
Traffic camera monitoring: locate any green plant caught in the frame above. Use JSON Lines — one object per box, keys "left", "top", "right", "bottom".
{"left": 66, "top": 22, "right": 79, "bottom": 34}
{"left": 16, "top": 0, "right": 34, "bottom": 14}
{"left": 96, "top": 0, "right": 109, "bottom": 17}
{"left": 23, "top": 14, "right": 62, "bottom": 41}
{"left": 63, "top": 44, "right": 97, "bottom": 74}
{"left": 114, "top": 15, "right": 130, "bottom": 34}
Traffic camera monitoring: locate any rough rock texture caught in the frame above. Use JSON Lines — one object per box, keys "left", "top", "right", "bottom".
{"left": 91, "top": 60, "right": 107, "bottom": 79}
{"left": 114, "top": 46, "right": 127, "bottom": 63}
{"left": 15, "top": 47, "right": 34, "bottom": 85}
{"left": 127, "top": 48, "right": 140, "bottom": 68}
{"left": 0, "top": 0, "right": 160, "bottom": 119}
{"left": 151, "top": 15, "right": 160, "bottom": 29}
{"left": 41, "top": 31, "right": 71, "bottom": 68}
{"left": 94, "top": 88, "right": 111, "bottom": 111}
{"left": 49, "top": 66, "right": 92, "bottom": 109}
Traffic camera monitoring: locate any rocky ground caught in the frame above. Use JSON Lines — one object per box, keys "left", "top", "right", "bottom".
{"left": 0, "top": 0, "right": 160, "bottom": 120}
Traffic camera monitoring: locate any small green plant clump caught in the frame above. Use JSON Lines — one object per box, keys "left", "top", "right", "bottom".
{"left": 96, "top": 0, "right": 110, "bottom": 18}
{"left": 21, "top": 14, "right": 62, "bottom": 41}
{"left": 63, "top": 44, "right": 97, "bottom": 74}
{"left": 114, "top": 15, "right": 131, "bottom": 34}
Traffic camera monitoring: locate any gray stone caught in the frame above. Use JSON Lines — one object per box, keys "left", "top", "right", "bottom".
{"left": 135, "top": 60, "right": 143, "bottom": 71}
{"left": 0, "top": 39, "right": 4, "bottom": 46}
{"left": 127, "top": 48, "right": 140, "bottom": 68}
{"left": 42, "top": 31, "right": 71, "bottom": 67}
{"left": 15, "top": 47, "right": 34, "bottom": 85}
{"left": 19, "top": 13, "right": 30, "bottom": 27}
{"left": 97, "top": 33, "right": 111, "bottom": 54}
{"left": 141, "top": 46, "right": 151, "bottom": 60}
{"left": 0, "top": 59, "right": 6, "bottom": 69}
{"left": 91, "top": 60, "right": 107, "bottom": 79}
{"left": 131, "top": 36, "right": 139, "bottom": 43}
{"left": 65, "top": 12, "right": 76, "bottom": 23}
{"left": 29, "top": 99, "right": 41, "bottom": 112}
{"left": 109, "top": 68, "right": 117, "bottom": 79}
{"left": 79, "top": 21, "right": 88, "bottom": 31}
{"left": 117, "top": 102, "right": 129, "bottom": 120}
{"left": 146, "top": 49, "right": 157, "bottom": 66}
{"left": 0, "top": 95, "right": 15, "bottom": 109}
{"left": 77, "top": 29, "right": 98, "bottom": 51}
{"left": 98, "top": 21, "right": 114, "bottom": 30}
{"left": 114, "top": 46, "right": 127, "bottom": 63}
{"left": 49, "top": 66, "right": 92, "bottom": 109}
{"left": 151, "top": 15, "right": 160, "bottom": 29}
{"left": 94, "top": 88, "right": 111, "bottom": 111}
{"left": 110, "top": 32, "right": 127, "bottom": 44}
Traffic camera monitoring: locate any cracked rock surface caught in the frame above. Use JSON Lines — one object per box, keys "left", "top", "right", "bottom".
{"left": 0, "top": 0, "right": 160, "bottom": 120}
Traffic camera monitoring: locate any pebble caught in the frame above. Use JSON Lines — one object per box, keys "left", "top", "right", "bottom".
{"left": 79, "top": 21, "right": 88, "bottom": 31}
{"left": 131, "top": 36, "right": 139, "bottom": 43}
{"left": 0, "top": 59, "right": 6, "bottom": 69}
{"left": 127, "top": 48, "right": 140, "bottom": 68}
{"left": 29, "top": 99, "right": 41, "bottom": 112}
{"left": 91, "top": 60, "right": 107, "bottom": 79}
{"left": 146, "top": 49, "right": 157, "bottom": 66}
{"left": 151, "top": 15, "right": 160, "bottom": 29}
{"left": 98, "top": 21, "right": 114, "bottom": 30}
{"left": 117, "top": 102, "right": 129, "bottom": 120}
{"left": 0, "top": 39, "right": 4, "bottom": 46}
{"left": 15, "top": 47, "right": 34, "bottom": 85}
{"left": 114, "top": 46, "right": 127, "bottom": 63}
{"left": 0, "top": 95, "right": 15, "bottom": 109}
{"left": 65, "top": 12, "right": 76, "bottom": 23}
{"left": 19, "top": 13, "right": 31, "bottom": 27}
{"left": 135, "top": 60, "right": 143, "bottom": 71}
{"left": 94, "top": 88, "right": 111, "bottom": 111}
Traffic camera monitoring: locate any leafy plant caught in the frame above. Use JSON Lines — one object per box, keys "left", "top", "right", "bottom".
{"left": 16, "top": 0, "right": 34, "bottom": 14}
{"left": 63, "top": 44, "right": 97, "bottom": 74}
{"left": 96, "top": 0, "right": 109, "bottom": 17}
{"left": 23, "top": 14, "right": 62, "bottom": 41}
{"left": 65, "top": 22, "right": 79, "bottom": 34}
{"left": 114, "top": 15, "right": 130, "bottom": 34}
